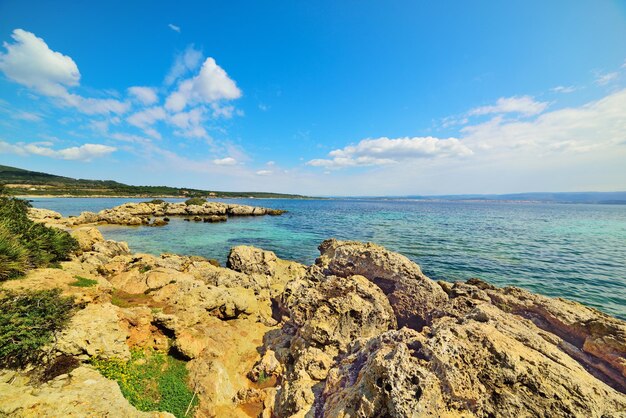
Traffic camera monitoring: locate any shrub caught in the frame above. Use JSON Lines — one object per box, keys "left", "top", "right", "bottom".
{"left": 0, "top": 224, "right": 29, "bottom": 280}
{"left": 184, "top": 197, "right": 206, "bottom": 206}
{"left": 145, "top": 199, "right": 165, "bottom": 205}
{"left": 91, "top": 350, "right": 197, "bottom": 417}
{"left": 70, "top": 275, "right": 98, "bottom": 287}
{"left": 0, "top": 289, "right": 75, "bottom": 368}
{"left": 0, "top": 196, "right": 78, "bottom": 280}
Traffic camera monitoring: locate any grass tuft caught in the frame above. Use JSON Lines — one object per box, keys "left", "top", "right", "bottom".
{"left": 70, "top": 275, "right": 99, "bottom": 287}
{"left": 90, "top": 349, "right": 197, "bottom": 417}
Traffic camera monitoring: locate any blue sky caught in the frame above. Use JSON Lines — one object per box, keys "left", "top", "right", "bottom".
{"left": 1, "top": 1, "right": 625, "bottom": 196}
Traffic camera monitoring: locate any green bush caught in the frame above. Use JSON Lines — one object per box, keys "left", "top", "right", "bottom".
{"left": 0, "top": 196, "right": 78, "bottom": 280}
{"left": 145, "top": 199, "right": 165, "bottom": 205}
{"left": 0, "top": 289, "right": 75, "bottom": 368}
{"left": 70, "top": 275, "right": 98, "bottom": 287}
{"left": 91, "top": 350, "right": 197, "bottom": 417}
{"left": 184, "top": 197, "right": 206, "bottom": 206}
{"left": 0, "top": 224, "right": 29, "bottom": 280}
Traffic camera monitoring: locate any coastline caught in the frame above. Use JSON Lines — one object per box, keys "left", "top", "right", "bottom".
{"left": 1, "top": 221, "right": 625, "bottom": 416}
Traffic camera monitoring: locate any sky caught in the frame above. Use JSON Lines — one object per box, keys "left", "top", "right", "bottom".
{"left": 0, "top": 1, "right": 625, "bottom": 196}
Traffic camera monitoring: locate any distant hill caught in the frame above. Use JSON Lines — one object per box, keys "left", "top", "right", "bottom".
{"left": 402, "top": 192, "right": 626, "bottom": 204}
{"left": 0, "top": 164, "right": 307, "bottom": 199}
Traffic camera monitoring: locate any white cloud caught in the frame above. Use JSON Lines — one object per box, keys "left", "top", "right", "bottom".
{"left": 213, "top": 157, "right": 237, "bottom": 165}
{"left": 0, "top": 140, "right": 116, "bottom": 161}
{"left": 307, "top": 136, "right": 473, "bottom": 169}
{"left": 0, "top": 29, "right": 128, "bottom": 115}
{"left": 550, "top": 85, "right": 576, "bottom": 94}
{"left": 461, "top": 88, "right": 626, "bottom": 155}
{"left": 595, "top": 72, "right": 618, "bottom": 86}
{"left": 63, "top": 94, "right": 129, "bottom": 115}
{"left": 256, "top": 170, "right": 272, "bottom": 176}
{"left": 169, "top": 108, "right": 203, "bottom": 130}
{"left": 164, "top": 45, "right": 203, "bottom": 85}
{"left": 165, "top": 57, "right": 241, "bottom": 112}
{"left": 0, "top": 29, "right": 80, "bottom": 96}
{"left": 469, "top": 95, "right": 549, "bottom": 117}
{"left": 128, "top": 86, "right": 158, "bottom": 105}
{"left": 127, "top": 106, "right": 166, "bottom": 129}
{"left": 168, "top": 24, "right": 181, "bottom": 33}
{"left": 12, "top": 111, "right": 42, "bottom": 121}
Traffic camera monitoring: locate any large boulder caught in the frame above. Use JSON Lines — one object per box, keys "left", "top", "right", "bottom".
{"left": 272, "top": 271, "right": 397, "bottom": 417}
{"left": 54, "top": 303, "right": 131, "bottom": 360}
{"left": 316, "top": 239, "right": 448, "bottom": 330}
{"left": 227, "top": 245, "right": 278, "bottom": 276}
{"left": 71, "top": 227, "right": 104, "bottom": 252}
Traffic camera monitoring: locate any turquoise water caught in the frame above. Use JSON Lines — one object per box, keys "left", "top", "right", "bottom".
{"left": 30, "top": 197, "right": 626, "bottom": 320}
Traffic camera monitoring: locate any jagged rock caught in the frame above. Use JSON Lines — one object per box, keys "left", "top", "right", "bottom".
{"left": 0, "top": 367, "right": 173, "bottom": 417}
{"left": 484, "top": 284, "right": 626, "bottom": 390}
{"left": 151, "top": 275, "right": 263, "bottom": 321}
{"left": 70, "top": 226, "right": 104, "bottom": 252}
{"left": 150, "top": 218, "right": 168, "bottom": 227}
{"left": 322, "top": 329, "right": 441, "bottom": 418}
{"left": 228, "top": 245, "right": 278, "bottom": 276}
{"left": 71, "top": 211, "right": 100, "bottom": 225}
{"left": 28, "top": 207, "right": 62, "bottom": 223}
{"left": 92, "top": 240, "right": 131, "bottom": 258}
{"left": 248, "top": 350, "right": 283, "bottom": 382}
{"left": 316, "top": 239, "right": 448, "bottom": 330}
{"left": 119, "top": 307, "right": 168, "bottom": 351}
{"left": 54, "top": 303, "right": 131, "bottom": 360}
{"left": 273, "top": 272, "right": 397, "bottom": 417}
{"left": 203, "top": 215, "right": 227, "bottom": 222}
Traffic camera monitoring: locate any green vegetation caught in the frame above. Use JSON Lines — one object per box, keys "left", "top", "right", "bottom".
{"left": 90, "top": 350, "right": 197, "bottom": 417}
{"left": 0, "top": 194, "right": 78, "bottom": 280}
{"left": 138, "top": 264, "right": 152, "bottom": 273}
{"left": 0, "top": 164, "right": 309, "bottom": 198}
{"left": 0, "top": 289, "right": 75, "bottom": 368}
{"left": 184, "top": 197, "right": 206, "bottom": 206}
{"left": 145, "top": 199, "right": 166, "bottom": 204}
{"left": 70, "top": 275, "right": 99, "bottom": 287}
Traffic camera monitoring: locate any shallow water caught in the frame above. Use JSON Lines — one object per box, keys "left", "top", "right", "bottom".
{"left": 30, "top": 197, "right": 626, "bottom": 319}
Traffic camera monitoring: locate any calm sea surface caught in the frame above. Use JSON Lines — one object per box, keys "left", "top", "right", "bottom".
{"left": 30, "top": 197, "right": 626, "bottom": 320}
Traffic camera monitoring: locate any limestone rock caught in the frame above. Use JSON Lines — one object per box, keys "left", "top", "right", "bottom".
{"left": 70, "top": 227, "right": 104, "bottom": 252}
{"left": 322, "top": 329, "right": 443, "bottom": 418}
{"left": 54, "top": 303, "right": 131, "bottom": 360}
{"left": 316, "top": 238, "right": 448, "bottom": 330}
{"left": 228, "top": 245, "right": 278, "bottom": 276}
{"left": 28, "top": 207, "right": 62, "bottom": 223}
{"left": 92, "top": 240, "right": 131, "bottom": 258}
{"left": 0, "top": 366, "right": 173, "bottom": 417}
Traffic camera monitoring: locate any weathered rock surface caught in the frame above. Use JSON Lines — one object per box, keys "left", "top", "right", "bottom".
{"left": 0, "top": 367, "right": 173, "bottom": 417}
{"left": 53, "top": 201, "right": 286, "bottom": 227}
{"left": 2, "top": 232, "right": 625, "bottom": 418}
{"left": 70, "top": 226, "right": 104, "bottom": 252}
{"left": 55, "top": 303, "right": 131, "bottom": 360}
{"left": 316, "top": 239, "right": 449, "bottom": 330}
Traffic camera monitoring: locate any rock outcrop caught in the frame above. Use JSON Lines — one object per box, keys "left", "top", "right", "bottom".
{"left": 55, "top": 201, "right": 286, "bottom": 227}
{"left": 1, "top": 234, "right": 625, "bottom": 418}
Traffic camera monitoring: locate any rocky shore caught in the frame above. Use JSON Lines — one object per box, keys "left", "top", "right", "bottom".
{"left": 28, "top": 200, "right": 286, "bottom": 227}
{"left": 1, "top": 228, "right": 625, "bottom": 417}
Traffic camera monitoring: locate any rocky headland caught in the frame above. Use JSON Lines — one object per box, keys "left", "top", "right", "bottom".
{"left": 29, "top": 200, "right": 286, "bottom": 227}
{"left": 1, "top": 222, "right": 625, "bottom": 416}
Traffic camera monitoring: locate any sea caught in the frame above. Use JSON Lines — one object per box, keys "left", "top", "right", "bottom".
{"left": 30, "top": 197, "right": 626, "bottom": 320}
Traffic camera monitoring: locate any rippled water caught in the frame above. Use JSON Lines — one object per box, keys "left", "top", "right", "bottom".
{"left": 31, "top": 197, "right": 626, "bottom": 319}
